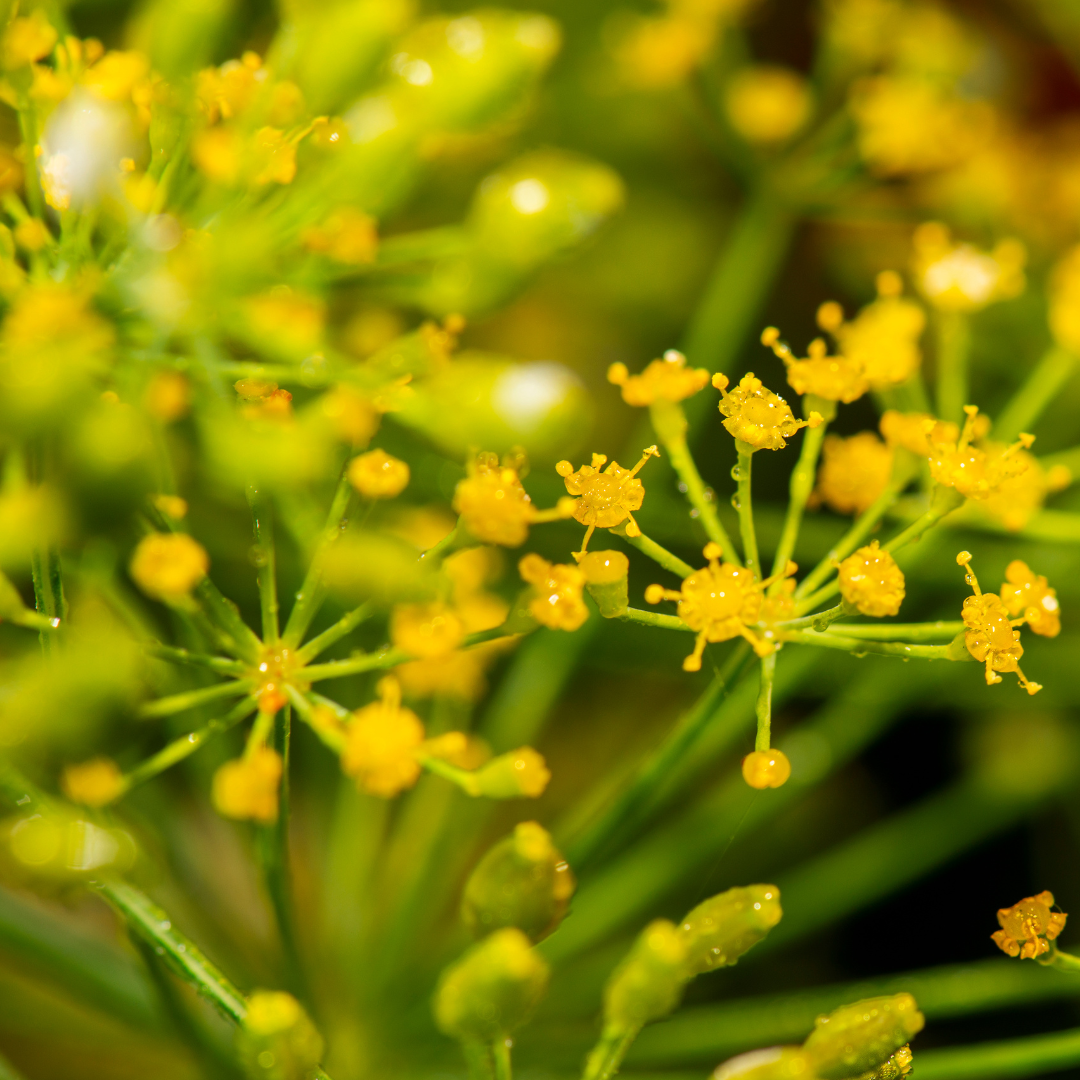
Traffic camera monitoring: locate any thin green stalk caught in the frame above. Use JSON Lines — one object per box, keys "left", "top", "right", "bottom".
{"left": 282, "top": 472, "right": 354, "bottom": 648}
{"left": 419, "top": 521, "right": 460, "bottom": 563}
{"left": 650, "top": 400, "right": 739, "bottom": 564}
{"left": 123, "top": 697, "right": 258, "bottom": 793}
{"left": 755, "top": 652, "right": 775, "bottom": 751}
{"left": 191, "top": 578, "right": 263, "bottom": 662}
{"left": 16, "top": 100, "right": 43, "bottom": 218}
{"left": 296, "top": 602, "right": 373, "bottom": 663}
{"left": 1047, "top": 946, "right": 1080, "bottom": 973}
{"left": 617, "top": 607, "right": 690, "bottom": 631}
{"left": 613, "top": 525, "right": 695, "bottom": 578}
{"left": 734, "top": 443, "right": 759, "bottom": 576}
{"left": 935, "top": 310, "right": 971, "bottom": 425}
{"left": 994, "top": 345, "right": 1078, "bottom": 443}
{"left": 30, "top": 547, "right": 63, "bottom": 654}
{"left": 463, "top": 1040, "right": 496, "bottom": 1080}
{"left": 492, "top": 1039, "right": 513, "bottom": 1080}
{"left": 138, "top": 678, "right": 256, "bottom": 719}
{"left": 583, "top": 1029, "right": 637, "bottom": 1080}
{"left": 284, "top": 686, "right": 347, "bottom": 754}
{"left": 780, "top": 628, "right": 963, "bottom": 661}
{"left": 416, "top": 754, "right": 482, "bottom": 795}
{"left": 771, "top": 399, "right": 832, "bottom": 577}
{"left": 822, "top": 620, "right": 964, "bottom": 641}
{"left": 914, "top": 1025, "right": 1080, "bottom": 1080}
{"left": 248, "top": 485, "right": 279, "bottom": 644}
{"left": 144, "top": 643, "right": 248, "bottom": 675}
{"left": 779, "top": 603, "right": 846, "bottom": 632}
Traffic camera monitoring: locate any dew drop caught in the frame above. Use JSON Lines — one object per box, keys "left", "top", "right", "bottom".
{"left": 731, "top": 465, "right": 743, "bottom": 481}
{"left": 690, "top": 508, "right": 700, "bottom": 519}
{"left": 703, "top": 487, "right": 715, "bottom": 503}
{"left": 677, "top": 481, "right": 689, "bottom": 493}
{"left": 731, "top": 494, "right": 742, "bottom": 510}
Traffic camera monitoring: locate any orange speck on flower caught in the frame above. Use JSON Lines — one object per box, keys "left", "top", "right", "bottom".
{"left": 813, "top": 432, "right": 893, "bottom": 515}
{"left": 957, "top": 551, "right": 1041, "bottom": 695}
{"left": 647, "top": 543, "right": 796, "bottom": 670}
{"left": 1000, "top": 560, "right": 1060, "bottom": 638}
{"left": 838, "top": 540, "right": 905, "bottom": 617}
{"left": 992, "top": 891, "right": 1066, "bottom": 959}
{"left": 713, "top": 371, "right": 822, "bottom": 451}
{"left": 556, "top": 445, "right": 659, "bottom": 559}
{"left": 607, "top": 349, "right": 710, "bottom": 405}
{"left": 518, "top": 553, "right": 588, "bottom": 631}
{"left": 391, "top": 601, "right": 466, "bottom": 659}
{"left": 761, "top": 327, "right": 868, "bottom": 404}
{"left": 348, "top": 449, "right": 410, "bottom": 499}
{"left": 212, "top": 746, "right": 283, "bottom": 823}
{"left": 130, "top": 532, "right": 209, "bottom": 601}
{"left": 341, "top": 677, "right": 425, "bottom": 798}
{"left": 928, "top": 406, "right": 1034, "bottom": 502}
{"left": 62, "top": 757, "right": 125, "bottom": 807}
{"left": 742, "top": 749, "right": 791, "bottom": 789}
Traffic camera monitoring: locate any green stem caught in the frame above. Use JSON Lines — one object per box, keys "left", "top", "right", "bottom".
{"left": 781, "top": 628, "right": 964, "bottom": 661}
{"left": 492, "top": 1039, "right": 513, "bottom": 1080}
{"left": 138, "top": 678, "right": 256, "bottom": 719}
{"left": 613, "top": 525, "right": 695, "bottom": 578}
{"left": 771, "top": 398, "right": 832, "bottom": 577}
{"left": 462, "top": 1040, "right": 496, "bottom": 1080}
{"left": 419, "top": 522, "right": 460, "bottom": 564}
{"left": 915, "top": 1026, "right": 1080, "bottom": 1080}
{"left": 583, "top": 1028, "right": 638, "bottom": 1080}
{"left": 650, "top": 400, "right": 740, "bottom": 564}
{"left": 416, "top": 754, "right": 481, "bottom": 796}
{"left": 1048, "top": 946, "right": 1080, "bottom": 973}
{"left": 779, "top": 603, "right": 846, "bottom": 632}
{"left": 822, "top": 620, "right": 964, "bottom": 641}
{"left": 248, "top": 485, "right": 279, "bottom": 645}
{"left": 735, "top": 443, "right": 759, "bottom": 577}
{"left": 191, "top": 580, "right": 264, "bottom": 663}
{"left": 994, "top": 345, "right": 1078, "bottom": 443}
{"left": 284, "top": 686, "right": 347, "bottom": 754}
{"left": 282, "top": 472, "right": 354, "bottom": 648}
{"left": 143, "top": 643, "right": 248, "bottom": 675}
{"left": 755, "top": 652, "right": 775, "bottom": 751}
{"left": 17, "top": 99, "right": 43, "bottom": 219}
{"left": 935, "top": 310, "right": 971, "bottom": 425}
{"left": 617, "top": 607, "right": 690, "bottom": 631}
{"left": 295, "top": 602, "right": 373, "bottom": 663}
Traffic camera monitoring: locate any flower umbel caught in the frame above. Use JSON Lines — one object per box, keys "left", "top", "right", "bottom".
{"left": 341, "top": 676, "right": 426, "bottom": 798}
{"left": 1000, "top": 560, "right": 1061, "bottom": 638}
{"left": 992, "top": 891, "right": 1067, "bottom": 959}
{"left": 929, "top": 406, "right": 1034, "bottom": 502}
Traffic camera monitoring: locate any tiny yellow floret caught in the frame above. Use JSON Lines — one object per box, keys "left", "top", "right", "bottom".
{"left": 715, "top": 371, "right": 821, "bottom": 451}
{"left": 838, "top": 541, "right": 905, "bottom": 617}
{"left": 725, "top": 65, "right": 813, "bottom": 145}
{"left": 814, "top": 432, "right": 893, "bottom": 515}
{"left": 1000, "top": 560, "right": 1060, "bottom": 639}
{"left": 348, "top": 449, "right": 410, "bottom": 499}
{"left": 742, "top": 749, "right": 791, "bottom": 789}
{"left": 341, "top": 677, "right": 426, "bottom": 798}
{"left": 762, "top": 328, "right": 868, "bottom": 404}
{"left": 928, "top": 406, "right": 1033, "bottom": 502}
{"left": 912, "top": 222, "right": 1026, "bottom": 313}
{"left": 391, "top": 601, "right": 466, "bottom": 659}
{"left": 607, "top": 349, "right": 710, "bottom": 405}
{"left": 992, "top": 891, "right": 1066, "bottom": 959}
{"left": 879, "top": 410, "right": 958, "bottom": 457}
{"left": 130, "top": 532, "right": 209, "bottom": 602}
{"left": 212, "top": 746, "right": 283, "bottom": 823}
{"left": 518, "top": 553, "right": 589, "bottom": 631}
{"left": 62, "top": 757, "right": 125, "bottom": 807}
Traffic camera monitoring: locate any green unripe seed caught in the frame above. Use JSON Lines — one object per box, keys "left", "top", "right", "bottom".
{"left": 433, "top": 927, "right": 550, "bottom": 1042}
{"left": 462, "top": 821, "right": 576, "bottom": 942}
{"left": 236, "top": 990, "right": 324, "bottom": 1080}
{"left": 803, "top": 994, "right": 924, "bottom": 1080}
{"left": 679, "top": 884, "right": 782, "bottom": 975}
{"left": 603, "top": 919, "right": 687, "bottom": 1035}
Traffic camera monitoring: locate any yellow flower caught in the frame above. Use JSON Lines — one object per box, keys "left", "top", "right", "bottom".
{"left": 956, "top": 551, "right": 1041, "bottom": 695}
{"left": 318, "top": 385, "right": 381, "bottom": 447}
{"left": 341, "top": 677, "right": 425, "bottom": 798}
{"left": 454, "top": 451, "right": 572, "bottom": 548}
{"left": 838, "top": 541, "right": 904, "bottom": 617}
{"left": 813, "top": 432, "right": 893, "bottom": 515}
{"left": 14, "top": 218, "right": 50, "bottom": 253}
{"left": 243, "top": 288, "right": 325, "bottom": 355}
{"left": 762, "top": 327, "right": 868, "bottom": 404}
{"left": 518, "top": 553, "right": 588, "bottom": 631}
{"left": 302, "top": 208, "right": 378, "bottom": 265}
{"left": 992, "top": 891, "right": 1066, "bottom": 959}
{"left": 713, "top": 372, "right": 822, "bottom": 451}
{"left": 977, "top": 446, "right": 1070, "bottom": 532}
{"left": 928, "top": 406, "right": 1034, "bottom": 502}
{"left": 879, "top": 409, "right": 958, "bottom": 457}
{"left": 741, "top": 749, "right": 791, "bottom": 789}
{"left": 250, "top": 126, "right": 298, "bottom": 186}
{"left": 212, "top": 747, "right": 283, "bottom": 823}
{"left": 1000, "top": 560, "right": 1060, "bottom": 639}
{"left": 143, "top": 371, "right": 191, "bottom": 423}
{"left": 348, "top": 449, "right": 410, "bottom": 499}
{"left": 62, "top": 757, "right": 125, "bottom": 807}
{"left": 81, "top": 50, "right": 150, "bottom": 102}
{"left": 397, "top": 642, "right": 509, "bottom": 702}
{"left": 911, "top": 222, "right": 1026, "bottom": 313}
{"left": 645, "top": 542, "right": 796, "bottom": 670}
{"left": 152, "top": 495, "right": 188, "bottom": 520}
{"left": 197, "top": 52, "right": 264, "bottom": 123}
{"left": 1, "top": 12, "right": 57, "bottom": 70}
{"left": 557, "top": 446, "right": 660, "bottom": 559}
{"left": 391, "top": 601, "right": 466, "bottom": 659}
{"left": 192, "top": 125, "right": 241, "bottom": 185}
{"left": 129, "top": 532, "right": 209, "bottom": 602}
{"left": 725, "top": 65, "right": 813, "bottom": 145}
{"left": 607, "top": 349, "right": 710, "bottom": 406}
{"left": 816, "top": 272, "right": 926, "bottom": 390}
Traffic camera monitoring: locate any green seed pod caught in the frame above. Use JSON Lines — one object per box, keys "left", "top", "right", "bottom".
{"left": 679, "top": 884, "right": 782, "bottom": 975}
{"left": 602, "top": 919, "right": 687, "bottom": 1035}
{"left": 803, "top": 994, "right": 924, "bottom": 1080}
{"left": 468, "top": 747, "right": 551, "bottom": 799}
{"left": 236, "top": 990, "right": 324, "bottom": 1080}
{"left": 713, "top": 1046, "right": 813, "bottom": 1080}
{"left": 580, "top": 550, "right": 629, "bottom": 617}
{"left": 462, "top": 821, "right": 575, "bottom": 942}
{"left": 433, "top": 927, "right": 550, "bottom": 1042}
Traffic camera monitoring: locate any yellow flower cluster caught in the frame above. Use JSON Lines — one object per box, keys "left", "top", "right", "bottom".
{"left": 992, "top": 891, "right": 1067, "bottom": 960}
{"left": 212, "top": 746, "right": 284, "bottom": 823}
{"left": 341, "top": 677, "right": 426, "bottom": 798}
{"left": 911, "top": 223, "right": 1026, "bottom": 313}
{"left": 607, "top": 350, "right": 710, "bottom": 406}
{"left": 813, "top": 432, "right": 893, "bottom": 515}
{"left": 838, "top": 541, "right": 905, "bottom": 617}
{"left": 713, "top": 372, "right": 822, "bottom": 450}
{"left": 928, "top": 407, "right": 1034, "bottom": 503}
{"left": 129, "top": 532, "right": 209, "bottom": 602}
{"left": 761, "top": 327, "right": 868, "bottom": 404}
{"left": 61, "top": 757, "right": 125, "bottom": 807}
{"left": 348, "top": 449, "right": 410, "bottom": 499}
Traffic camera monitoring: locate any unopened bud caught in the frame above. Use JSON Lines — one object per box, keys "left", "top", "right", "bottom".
{"left": 803, "top": 995, "right": 924, "bottom": 1080}
{"left": 462, "top": 821, "right": 575, "bottom": 942}
{"left": 580, "top": 549, "right": 629, "bottom": 617}
{"left": 433, "top": 927, "right": 550, "bottom": 1042}
{"left": 713, "top": 1046, "right": 813, "bottom": 1080}
{"left": 469, "top": 746, "right": 550, "bottom": 798}
{"left": 236, "top": 990, "right": 324, "bottom": 1080}
{"left": 680, "top": 885, "right": 782, "bottom": 975}
{"left": 602, "top": 919, "right": 687, "bottom": 1034}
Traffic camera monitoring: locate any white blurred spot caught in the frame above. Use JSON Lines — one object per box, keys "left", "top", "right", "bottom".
{"left": 447, "top": 17, "right": 485, "bottom": 59}
{"left": 510, "top": 178, "right": 549, "bottom": 215}
{"left": 143, "top": 214, "right": 183, "bottom": 252}
{"left": 492, "top": 362, "right": 581, "bottom": 433}
{"left": 67, "top": 820, "right": 119, "bottom": 871}
{"left": 391, "top": 53, "right": 433, "bottom": 86}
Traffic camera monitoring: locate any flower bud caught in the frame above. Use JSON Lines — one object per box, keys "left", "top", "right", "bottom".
{"left": 803, "top": 995, "right": 924, "bottom": 1080}
{"left": 433, "top": 927, "right": 550, "bottom": 1042}
{"left": 236, "top": 990, "right": 324, "bottom": 1080}
{"left": 580, "top": 550, "right": 629, "bottom": 617}
{"left": 62, "top": 758, "right": 126, "bottom": 807}
{"left": 603, "top": 919, "right": 687, "bottom": 1034}
{"left": 462, "top": 821, "right": 575, "bottom": 942}
{"left": 130, "top": 532, "right": 209, "bottom": 602}
{"left": 348, "top": 448, "right": 410, "bottom": 498}
{"left": 469, "top": 747, "right": 551, "bottom": 799}
{"left": 713, "top": 1047, "right": 813, "bottom": 1080}
{"left": 679, "top": 885, "right": 782, "bottom": 975}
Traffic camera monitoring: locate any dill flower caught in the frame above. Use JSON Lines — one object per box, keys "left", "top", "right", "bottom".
{"left": 470, "top": 747, "right": 551, "bottom": 798}
{"left": 129, "top": 532, "right": 209, "bottom": 602}
{"left": 714, "top": 372, "right": 823, "bottom": 450}
{"left": 838, "top": 541, "right": 904, "bottom": 617}
{"left": 318, "top": 384, "right": 382, "bottom": 447}
{"left": 742, "top": 750, "right": 792, "bottom": 790}
{"left": 518, "top": 553, "right": 588, "bottom": 631}
{"left": 761, "top": 327, "right": 868, "bottom": 404}
{"left": 879, "top": 409, "right": 958, "bottom": 457}
{"left": 813, "top": 432, "right": 893, "bottom": 515}
{"left": 1, "top": 11, "right": 57, "bottom": 70}
{"left": 977, "top": 446, "right": 1070, "bottom": 532}
{"left": 580, "top": 549, "right": 630, "bottom": 617}
{"left": 928, "top": 406, "right": 1034, "bottom": 502}
{"left": 1000, "top": 560, "right": 1060, "bottom": 638}
{"left": 911, "top": 223, "right": 1026, "bottom": 313}
{"left": 301, "top": 207, "right": 378, "bottom": 265}
{"left": 607, "top": 349, "right": 710, "bottom": 406}
{"left": 956, "top": 551, "right": 1041, "bottom": 695}
{"left": 212, "top": 746, "right": 284, "bottom": 823}
{"left": 348, "top": 448, "right": 410, "bottom": 499}
{"left": 341, "top": 677, "right": 425, "bottom": 798}
{"left": 143, "top": 371, "right": 191, "bottom": 423}
{"left": 61, "top": 757, "right": 125, "bottom": 807}
{"left": 991, "top": 891, "right": 1067, "bottom": 959}
{"left": 391, "top": 601, "right": 466, "bottom": 659}
{"left": 557, "top": 445, "right": 660, "bottom": 558}
{"left": 724, "top": 66, "right": 813, "bottom": 145}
